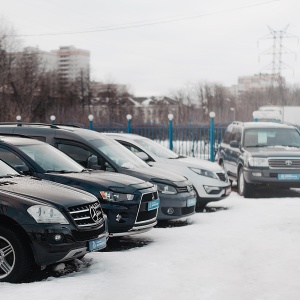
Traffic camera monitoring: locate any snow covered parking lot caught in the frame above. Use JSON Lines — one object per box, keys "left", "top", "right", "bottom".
{"left": 2, "top": 187, "right": 300, "bottom": 300}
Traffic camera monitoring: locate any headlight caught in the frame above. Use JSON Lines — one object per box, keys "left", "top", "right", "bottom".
{"left": 27, "top": 205, "right": 69, "bottom": 224}
{"left": 155, "top": 183, "right": 177, "bottom": 194}
{"left": 248, "top": 157, "right": 268, "bottom": 167}
{"left": 100, "top": 191, "right": 134, "bottom": 201}
{"left": 189, "top": 167, "right": 219, "bottom": 180}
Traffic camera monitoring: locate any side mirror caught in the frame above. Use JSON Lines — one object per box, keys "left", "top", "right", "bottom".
{"left": 135, "top": 152, "right": 150, "bottom": 161}
{"left": 230, "top": 140, "right": 240, "bottom": 148}
{"left": 87, "top": 155, "right": 103, "bottom": 170}
{"left": 15, "top": 165, "right": 30, "bottom": 175}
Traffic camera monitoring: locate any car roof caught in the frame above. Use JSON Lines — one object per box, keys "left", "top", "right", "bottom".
{"left": 232, "top": 121, "right": 297, "bottom": 129}
{"left": 103, "top": 132, "right": 142, "bottom": 139}
{"left": 0, "top": 135, "right": 44, "bottom": 145}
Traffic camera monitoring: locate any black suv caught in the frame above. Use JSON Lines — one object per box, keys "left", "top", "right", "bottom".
{"left": 217, "top": 121, "right": 300, "bottom": 197}
{"left": 0, "top": 135, "right": 158, "bottom": 237}
{"left": 0, "top": 159, "right": 108, "bottom": 283}
{"left": 0, "top": 124, "right": 196, "bottom": 220}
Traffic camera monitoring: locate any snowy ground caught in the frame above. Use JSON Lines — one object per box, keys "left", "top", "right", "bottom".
{"left": 2, "top": 186, "right": 300, "bottom": 300}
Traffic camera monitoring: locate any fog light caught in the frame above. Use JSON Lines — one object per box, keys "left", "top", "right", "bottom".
{"left": 167, "top": 208, "right": 174, "bottom": 215}
{"left": 54, "top": 234, "right": 62, "bottom": 241}
{"left": 252, "top": 172, "right": 262, "bottom": 177}
{"left": 116, "top": 214, "right": 122, "bottom": 222}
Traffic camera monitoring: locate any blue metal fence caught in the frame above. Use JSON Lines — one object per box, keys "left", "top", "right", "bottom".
{"left": 85, "top": 121, "right": 229, "bottom": 160}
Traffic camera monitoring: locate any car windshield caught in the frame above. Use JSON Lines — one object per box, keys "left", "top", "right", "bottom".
{"left": 244, "top": 128, "right": 300, "bottom": 148}
{"left": 16, "top": 144, "right": 84, "bottom": 173}
{"left": 88, "top": 138, "right": 149, "bottom": 169}
{"left": 0, "top": 159, "right": 20, "bottom": 177}
{"left": 134, "top": 138, "right": 179, "bottom": 159}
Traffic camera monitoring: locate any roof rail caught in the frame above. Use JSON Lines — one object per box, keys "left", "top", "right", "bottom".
{"left": 0, "top": 122, "right": 83, "bottom": 129}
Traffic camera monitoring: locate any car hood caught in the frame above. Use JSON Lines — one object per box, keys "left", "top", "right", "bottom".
{"left": 0, "top": 176, "right": 97, "bottom": 208}
{"left": 165, "top": 156, "right": 223, "bottom": 172}
{"left": 123, "top": 166, "right": 190, "bottom": 187}
{"left": 245, "top": 146, "right": 300, "bottom": 157}
{"left": 43, "top": 170, "right": 153, "bottom": 193}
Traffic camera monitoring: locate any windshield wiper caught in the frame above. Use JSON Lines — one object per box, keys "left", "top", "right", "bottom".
{"left": 246, "top": 144, "right": 269, "bottom": 148}
{"left": 1, "top": 174, "right": 19, "bottom": 178}
{"left": 45, "top": 170, "right": 75, "bottom": 174}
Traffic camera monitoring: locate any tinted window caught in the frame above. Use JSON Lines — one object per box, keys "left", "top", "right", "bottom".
{"left": 223, "top": 126, "right": 233, "bottom": 144}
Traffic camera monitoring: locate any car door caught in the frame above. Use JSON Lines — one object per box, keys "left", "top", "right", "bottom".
{"left": 54, "top": 139, "right": 117, "bottom": 172}
{"left": 226, "top": 127, "right": 242, "bottom": 177}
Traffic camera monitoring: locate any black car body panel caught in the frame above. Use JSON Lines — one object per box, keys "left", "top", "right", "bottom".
{"left": 0, "top": 124, "right": 196, "bottom": 220}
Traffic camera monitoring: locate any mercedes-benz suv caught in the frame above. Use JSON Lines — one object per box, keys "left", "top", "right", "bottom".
{"left": 0, "top": 159, "right": 108, "bottom": 283}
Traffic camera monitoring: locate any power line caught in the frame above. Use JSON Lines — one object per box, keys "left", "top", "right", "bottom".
{"left": 9, "top": 0, "right": 280, "bottom": 37}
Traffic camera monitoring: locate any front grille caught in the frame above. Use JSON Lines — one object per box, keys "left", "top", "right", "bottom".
{"left": 71, "top": 227, "right": 105, "bottom": 242}
{"left": 141, "top": 191, "right": 158, "bottom": 202}
{"left": 136, "top": 192, "right": 158, "bottom": 223}
{"left": 269, "top": 158, "right": 300, "bottom": 169}
{"left": 217, "top": 172, "right": 227, "bottom": 181}
{"left": 181, "top": 206, "right": 195, "bottom": 215}
{"left": 69, "top": 201, "right": 104, "bottom": 228}
{"left": 136, "top": 210, "right": 157, "bottom": 222}
{"left": 176, "top": 185, "right": 193, "bottom": 193}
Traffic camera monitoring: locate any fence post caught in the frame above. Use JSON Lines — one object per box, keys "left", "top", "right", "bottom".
{"left": 88, "top": 114, "right": 94, "bottom": 130}
{"left": 168, "top": 114, "right": 174, "bottom": 150}
{"left": 50, "top": 115, "right": 56, "bottom": 125}
{"left": 126, "top": 114, "right": 132, "bottom": 133}
{"left": 209, "top": 111, "right": 215, "bottom": 162}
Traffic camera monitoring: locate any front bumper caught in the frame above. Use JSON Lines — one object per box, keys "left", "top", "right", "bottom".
{"left": 157, "top": 192, "right": 196, "bottom": 220}
{"left": 102, "top": 188, "right": 158, "bottom": 237}
{"left": 24, "top": 221, "right": 108, "bottom": 267}
{"left": 244, "top": 167, "right": 300, "bottom": 187}
{"left": 192, "top": 177, "right": 231, "bottom": 204}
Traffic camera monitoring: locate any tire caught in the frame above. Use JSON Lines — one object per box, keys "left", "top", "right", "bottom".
{"left": 0, "top": 227, "right": 34, "bottom": 283}
{"left": 237, "top": 167, "right": 252, "bottom": 198}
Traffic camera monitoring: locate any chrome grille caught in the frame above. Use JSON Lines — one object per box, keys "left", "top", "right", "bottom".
{"left": 177, "top": 185, "right": 194, "bottom": 193}
{"left": 69, "top": 201, "right": 104, "bottom": 228}
{"left": 269, "top": 158, "right": 300, "bottom": 169}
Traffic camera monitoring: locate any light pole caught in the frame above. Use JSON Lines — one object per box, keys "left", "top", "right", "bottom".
{"left": 88, "top": 114, "right": 94, "bottom": 130}
{"left": 126, "top": 114, "right": 132, "bottom": 133}
{"left": 230, "top": 107, "right": 235, "bottom": 121}
{"left": 209, "top": 111, "right": 215, "bottom": 162}
{"left": 16, "top": 115, "right": 21, "bottom": 124}
{"left": 50, "top": 115, "right": 56, "bottom": 125}
{"left": 168, "top": 113, "right": 174, "bottom": 150}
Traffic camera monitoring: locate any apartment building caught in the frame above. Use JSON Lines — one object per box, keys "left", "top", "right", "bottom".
{"left": 51, "top": 46, "right": 90, "bottom": 84}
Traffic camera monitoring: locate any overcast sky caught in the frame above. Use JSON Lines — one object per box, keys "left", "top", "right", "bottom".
{"left": 1, "top": 0, "right": 299, "bottom": 97}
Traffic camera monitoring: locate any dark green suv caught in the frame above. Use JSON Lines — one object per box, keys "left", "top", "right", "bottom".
{"left": 216, "top": 121, "right": 300, "bottom": 197}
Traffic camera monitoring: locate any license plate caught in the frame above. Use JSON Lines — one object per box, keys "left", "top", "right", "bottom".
{"left": 225, "top": 186, "right": 231, "bottom": 195}
{"left": 278, "top": 174, "right": 300, "bottom": 180}
{"left": 88, "top": 236, "right": 106, "bottom": 252}
{"left": 148, "top": 199, "right": 160, "bottom": 211}
{"left": 187, "top": 197, "right": 196, "bottom": 207}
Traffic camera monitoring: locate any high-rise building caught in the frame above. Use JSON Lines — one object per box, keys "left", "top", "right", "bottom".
{"left": 51, "top": 46, "right": 90, "bottom": 84}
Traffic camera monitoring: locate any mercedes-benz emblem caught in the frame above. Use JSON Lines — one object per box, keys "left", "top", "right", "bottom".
{"left": 285, "top": 160, "right": 293, "bottom": 166}
{"left": 90, "top": 206, "right": 100, "bottom": 223}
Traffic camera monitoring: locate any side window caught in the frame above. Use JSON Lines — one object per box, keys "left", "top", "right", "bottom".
{"left": 223, "top": 126, "right": 233, "bottom": 144}
{"left": 232, "top": 128, "right": 242, "bottom": 143}
{"left": 119, "top": 141, "right": 142, "bottom": 154}
{"left": 0, "top": 148, "right": 27, "bottom": 169}
{"left": 56, "top": 141, "right": 116, "bottom": 172}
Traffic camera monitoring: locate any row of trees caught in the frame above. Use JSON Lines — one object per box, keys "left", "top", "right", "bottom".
{"left": 1, "top": 19, "right": 300, "bottom": 126}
